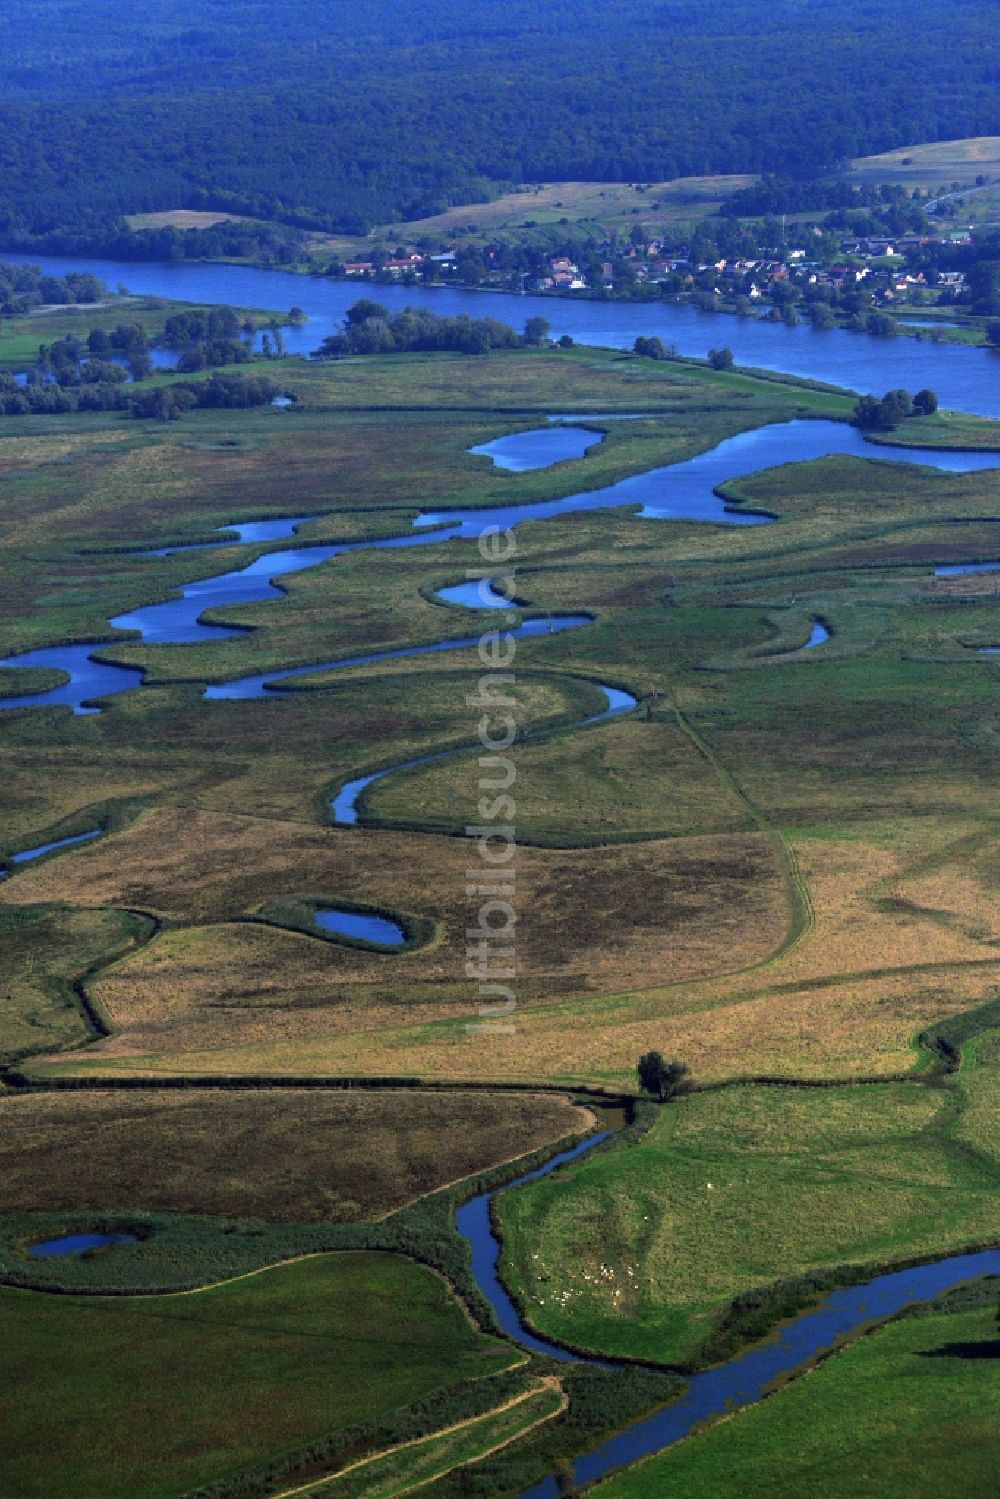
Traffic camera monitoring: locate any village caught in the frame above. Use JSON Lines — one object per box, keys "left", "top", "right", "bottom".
{"left": 335, "top": 226, "right": 978, "bottom": 328}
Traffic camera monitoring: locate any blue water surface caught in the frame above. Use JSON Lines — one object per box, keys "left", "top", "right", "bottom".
{"left": 7, "top": 253, "right": 1000, "bottom": 418}
{"left": 470, "top": 425, "right": 603, "bottom": 471}
{"left": 29, "top": 1232, "right": 137, "bottom": 1258}
{"left": 314, "top": 908, "right": 406, "bottom": 945}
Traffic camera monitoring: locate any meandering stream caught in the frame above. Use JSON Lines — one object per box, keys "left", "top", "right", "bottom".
{"left": 2, "top": 420, "right": 996, "bottom": 716}
{"left": 455, "top": 1125, "right": 1000, "bottom": 1496}
{"left": 2, "top": 255, "right": 999, "bottom": 1490}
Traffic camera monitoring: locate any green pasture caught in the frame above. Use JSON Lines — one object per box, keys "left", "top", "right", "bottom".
{"left": 498, "top": 1069, "right": 1000, "bottom": 1366}
{"left": 0, "top": 1252, "right": 520, "bottom": 1498}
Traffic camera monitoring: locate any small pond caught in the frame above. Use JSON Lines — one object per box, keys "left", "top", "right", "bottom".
{"left": 29, "top": 1232, "right": 137, "bottom": 1258}
{"left": 313, "top": 908, "right": 406, "bottom": 945}
{"left": 469, "top": 425, "right": 603, "bottom": 472}
{"left": 435, "top": 578, "right": 514, "bottom": 609}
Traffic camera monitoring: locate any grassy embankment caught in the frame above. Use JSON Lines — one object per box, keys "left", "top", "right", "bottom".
{"left": 286, "top": 1380, "right": 565, "bottom": 1499}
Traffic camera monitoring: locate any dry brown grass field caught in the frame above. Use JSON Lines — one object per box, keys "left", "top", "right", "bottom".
{"left": 2, "top": 808, "right": 785, "bottom": 1073}
{"left": 0, "top": 1087, "right": 588, "bottom": 1220}
{"left": 126, "top": 209, "right": 250, "bottom": 230}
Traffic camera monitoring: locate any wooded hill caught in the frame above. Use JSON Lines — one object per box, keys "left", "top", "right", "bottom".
{"left": 0, "top": 0, "right": 997, "bottom": 237}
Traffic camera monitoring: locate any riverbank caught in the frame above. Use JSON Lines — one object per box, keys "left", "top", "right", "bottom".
{"left": 3, "top": 251, "right": 999, "bottom": 415}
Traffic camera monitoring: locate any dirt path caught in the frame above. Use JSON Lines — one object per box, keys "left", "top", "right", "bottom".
{"left": 268, "top": 1376, "right": 566, "bottom": 1499}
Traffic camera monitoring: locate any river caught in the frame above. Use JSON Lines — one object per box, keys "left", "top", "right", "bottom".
{"left": 6, "top": 253, "right": 1000, "bottom": 418}
{"left": 454, "top": 1124, "right": 1000, "bottom": 1497}
{"left": 4, "top": 419, "right": 996, "bottom": 715}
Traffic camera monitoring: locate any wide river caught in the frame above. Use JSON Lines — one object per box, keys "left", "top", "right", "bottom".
{"left": 7, "top": 253, "right": 1000, "bottom": 418}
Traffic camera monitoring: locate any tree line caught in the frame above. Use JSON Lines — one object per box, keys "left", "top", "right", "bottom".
{"left": 0, "top": 371, "right": 290, "bottom": 420}
{"left": 0, "top": 261, "right": 107, "bottom": 313}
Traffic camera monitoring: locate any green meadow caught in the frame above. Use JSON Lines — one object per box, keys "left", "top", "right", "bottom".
{"left": 498, "top": 1064, "right": 1000, "bottom": 1366}
{"left": 1, "top": 1253, "right": 522, "bottom": 1498}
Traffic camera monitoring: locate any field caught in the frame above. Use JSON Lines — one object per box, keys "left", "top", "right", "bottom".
{"left": 842, "top": 135, "right": 1000, "bottom": 191}
{"left": 0, "top": 351, "right": 996, "bottom": 1093}
{"left": 593, "top": 1287, "right": 1000, "bottom": 1497}
{"left": 127, "top": 210, "right": 251, "bottom": 231}
{"left": 0, "top": 1088, "right": 589, "bottom": 1220}
{"left": 1, "top": 329, "right": 999, "bottom": 1495}
{"left": 293, "top": 136, "right": 1000, "bottom": 260}
{"left": 1, "top": 1252, "right": 523, "bottom": 1497}
{"left": 307, "top": 175, "right": 757, "bottom": 259}
{"left": 498, "top": 1065, "right": 1000, "bottom": 1365}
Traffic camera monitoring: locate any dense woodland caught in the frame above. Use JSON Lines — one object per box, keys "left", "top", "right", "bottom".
{"left": 0, "top": 0, "right": 997, "bottom": 238}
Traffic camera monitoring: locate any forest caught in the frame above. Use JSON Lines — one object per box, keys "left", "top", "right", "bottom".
{"left": 0, "top": 0, "right": 997, "bottom": 238}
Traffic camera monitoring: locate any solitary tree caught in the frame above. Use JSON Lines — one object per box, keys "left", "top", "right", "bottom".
{"left": 637, "top": 1051, "right": 692, "bottom": 1101}
{"left": 524, "top": 316, "right": 551, "bottom": 346}
{"left": 634, "top": 335, "right": 667, "bottom": 360}
{"left": 708, "top": 346, "right": 734, "bottom": 370}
